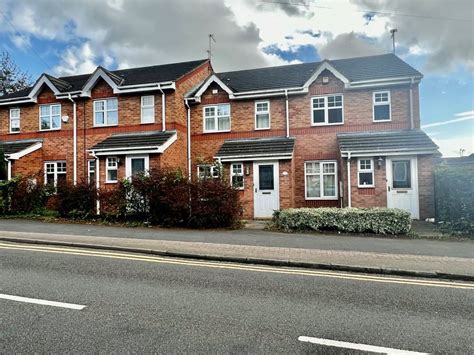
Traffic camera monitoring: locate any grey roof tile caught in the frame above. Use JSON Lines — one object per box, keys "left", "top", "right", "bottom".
{"left": 216, "top": 137, "right": 295, "bottom": 159}
{"left": 337, "top": 129, "right": 438, "bottom": 153}
{"left": 0, "top": 139, "right": 42, "bottom": 155}
{"left": 90, "top": 130, "right": 175, "bottom": 151}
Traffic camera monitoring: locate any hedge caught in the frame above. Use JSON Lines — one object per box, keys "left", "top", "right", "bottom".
{"left": 273, "top": 207, "right": 412, "bottom": 235}
{"left": 434, "top": 164, "right": 474, "bottom": 235}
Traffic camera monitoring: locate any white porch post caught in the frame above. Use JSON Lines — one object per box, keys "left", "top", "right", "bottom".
{"left": 95, "top": 156, "right": 100, "bottom": 215}
{"left": 347, "top": 153, "right": 352, "bottom": 208}
{"left": 7, "top": 160, "right": 12, "bottom": 181}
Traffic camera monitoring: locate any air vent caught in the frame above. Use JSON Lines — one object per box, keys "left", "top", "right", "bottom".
{"left": 322, "top": 76, "right": 329, "bottom": 84}
{"left": 212, "top": 89, "right": 218, "bottom": 94}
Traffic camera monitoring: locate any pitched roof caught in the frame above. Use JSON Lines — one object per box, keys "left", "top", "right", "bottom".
{"left": 214, "top": 53, "right": 421, "bottom": 93}
{"left": 90, "top": 130, "right": 176, "bottom": 152}
{"left": 337, "top": 129, "right": 438, "bottom": 155}
{"left": 0, "top": 59, "right": 208, "bottom": 100}
{"left": 0, "top": 139, "right": 42, "bottom": 155}
{"left": 215, "top": 137, "right": 295, "bottom": 160}
{"left": 442, "top": 153, "right": 474, "bottom": 166}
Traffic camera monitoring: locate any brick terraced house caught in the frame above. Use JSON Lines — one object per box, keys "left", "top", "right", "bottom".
{"left": 0, "top": 53, "right": 438, "bottom": 219}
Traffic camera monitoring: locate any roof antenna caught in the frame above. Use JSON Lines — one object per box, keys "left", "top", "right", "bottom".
{"left": 390, "top": 29, "right": 398, "bottom": 54}
{"left": 207, "top": 34, "right": 216, "bottom": 63}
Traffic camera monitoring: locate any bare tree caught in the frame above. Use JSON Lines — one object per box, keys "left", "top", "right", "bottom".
{"left": 0, "top": 51, "right": 32, "bottom": 97}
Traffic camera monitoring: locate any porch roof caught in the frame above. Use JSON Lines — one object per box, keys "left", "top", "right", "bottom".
{"left": 0, "top": 139, "right": 43, "bottom": 159}
{"left": 89, "top": 130, "right": 177, "bottom": 156}
{"left": 337, "top": 129, "right": 438, "bottom": 157}
{"left": 215, "top": 137, "right": 295, "bottom": 162}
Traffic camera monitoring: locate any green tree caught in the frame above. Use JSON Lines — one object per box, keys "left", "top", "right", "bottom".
{"left": 0, "top": 51, "right": 32, "bottom": 97}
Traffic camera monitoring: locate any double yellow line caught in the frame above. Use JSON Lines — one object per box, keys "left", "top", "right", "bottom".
{"left": 1, "top": 242, "right": 473, "bottom": 290}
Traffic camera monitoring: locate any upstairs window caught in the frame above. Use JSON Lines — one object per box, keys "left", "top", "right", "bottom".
{"left": 373, "top": 91, "right": 391, "bottom": 121}
{"left": 358, "top": 158, "right": 374, "bottom": 187}
{"left": 311, "top": 95, "right": 343, "bottom": 125}
{"left": 203, "top": 104, "right": 230, "bottom": 133}
{"left": 106, "top": 157, "right": 118, "bottom": 183}
{"left": 94, "top": 98, "right": 118, "bottom": 126}
{"left": 255, "top": 101, "right": 270, "bottom": 129}
{"left": 141, "top": 95, "right": 155, "bottom": 124}
{"left": 305, "top": 161, "right": 338, "bottom": 200}
{"left": 10, "top": 108, "right": 20, "bottom": 133}
{"left": 231, "top": 163, "right": 244, "bottom": 189}
{"left": 197, "top": 164, "right": 220, "bottom": 180}
{"left": 44, "top": 161, "right": 66, "bottom": 187}
{"left": 40, "top": 104, "right": 61, "bottom": 131}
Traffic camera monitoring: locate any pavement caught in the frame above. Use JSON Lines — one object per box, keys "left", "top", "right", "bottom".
{"left": 0, "top": 219, "right": 473, "bottom": 281}
{"left": 1, "top": 243, "right": 473, "bottom": 353}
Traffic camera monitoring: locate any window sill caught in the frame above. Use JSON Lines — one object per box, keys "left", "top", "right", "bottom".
{"left": 358, "top": 185, "right": 375, "bottom": 189}
{"left": 373, "top": 119, "right": 392, "bottom": 123}
{"left": 311, "top": 122, "right": 344, "bottom": 127}
{"left": 140, "top": 121, "right": 155, "bottom": 125}
{"left": 9, "top": 131, "right": 20, "bottom": 134}
{"left": 93, "top": 124, "right": 119, "bottom": 128}
{"left": 305, "top": 197, "right": 338, "bottom": 201}
{"left": 105, "top": 181, "right": 118, "bottom": 184}
{"left": 255, "top": 127, "right": 271, "bottom": 131}
{"left": 38, "top": 128, "right": 61, "bottom": 132}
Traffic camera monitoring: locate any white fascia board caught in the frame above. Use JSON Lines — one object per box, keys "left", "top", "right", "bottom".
{"left": 115, "top": 82, "right": 175, "bottom": 94}
{"left": 350, "top": 75, "right": 423, "bottom": 85}
{"left": 118, "top": 81, "right": 175, "bottom": 89}
{"left": 82, "top": 67, "right": 119, "bottom": 96}
{"left": 341, "top": 149, "right": 437, "bottom": 157}
{"left": 231, "top": 86, "right": 303, "bottom": 97}
{"left": 93, "top": 148, "right": 160, "bottom": 156}
{"left": 8, "top": 142, "right": 43, "bottom": 160}
{"left": 90, "top": 133, "right": 177, "bottom": 155}
{"left": 347, "top": 78, "right": 422, "bottom": 90}
{"left": 157, "top": 132, "right": 177, "bottom": 153}
{"left": 230, "top": 89, "right": 306, "bottom": 100}
{"left": 303, "top": 61, "right": 350, "bottom": 89}
{"left": 194, "top": 75, "right": 234, "bottom": 98}
{"left": 0, "top": 98, "right": 36, "bottom": 106}
{"left": 28, "top": 75, "right": 61, "bottom": 99}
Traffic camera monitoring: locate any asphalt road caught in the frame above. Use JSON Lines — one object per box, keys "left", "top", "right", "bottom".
{"left": 1, "top": 242, "right": 473, "bottom": 354}
{"left": 0, "top": 218, "right": 472, "bottom": 258}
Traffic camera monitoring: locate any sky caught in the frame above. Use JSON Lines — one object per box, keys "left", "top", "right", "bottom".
{"left": 0, "top": 0, "right": 472, "bottom": 157}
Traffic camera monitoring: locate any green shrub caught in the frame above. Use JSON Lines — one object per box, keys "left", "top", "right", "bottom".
{"left": 273, "top": 207, "right": 412, "bottom": 235}
{"left": 434, "top": 164, "right": 474, "bottom": 236}
{"left": 56, "top": 182, "right": 97, "bottom": 219}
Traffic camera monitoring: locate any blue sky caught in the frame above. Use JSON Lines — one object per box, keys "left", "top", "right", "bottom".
{"left": 1, "top": 0, "right": 472, "bottom": 156}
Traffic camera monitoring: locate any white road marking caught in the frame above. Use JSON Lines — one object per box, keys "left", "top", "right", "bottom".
{"left": 0, "top": 293, "right": 86, "bottom": 310}
{"left": 298, "top": 336, "right": 429, "bottom": 354}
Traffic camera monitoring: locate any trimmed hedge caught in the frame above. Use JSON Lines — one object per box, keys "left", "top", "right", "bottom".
{"left": 273, "top": 207, "right": 412, "bottom": 235}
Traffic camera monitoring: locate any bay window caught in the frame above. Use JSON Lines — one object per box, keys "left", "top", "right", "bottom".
{"left": 231, "top": 162, "right": 244, "bottom": 189}
{"left": 94, "top": 98, "right": 118, "bottom": 126}
{"left": 203, "top": 104, "right": 230, "bottom": 132}
{"left": 311, "top": 95, "right": 343, "bottom": 125}
{"left": 358, "top": 158, "right": 374, "bottom": 187}
{"left": 40, "top": 104, "right": 61, "bottom": 131}
{"left": 10, "top": 108, "right": 20, "bottom": 133}
{"left": 373, "top": 91, "right": 391, "bottom": 121}
{"left": 305, "top": 161, "right": 338, "bottom": 199}
{"left": 255, "top": 101, "right": 270, "bottom": 129}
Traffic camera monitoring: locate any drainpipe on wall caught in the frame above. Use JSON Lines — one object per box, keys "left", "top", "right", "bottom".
{"left": 346, "top": 152, "right": 352, "bottom": 208}
{"left": 158, "top": 84, "right": 166, "bottom": 131}
{"left": 185, "top": 98, "right": 192, "bottom": 181}
{"left": 6, "top": 159, "right": 11, "bottom": 181}
{"left": 67, "top": 93, "right": 77, "bottom": 185}
{"left": 285, "top": 89, "right": 290, "bottom": 138}
{"left": 409, "top": 77, "right": 414, "bottom": 129}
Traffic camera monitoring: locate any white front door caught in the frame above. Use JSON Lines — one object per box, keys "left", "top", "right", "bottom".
{"left": 253, "top": 161, "right": 280, "bottom": 218}
{"left": 126, "top": 155, "right": 150, "bottom": 180}
{"left": 386, "top": 156, "right": 419, "bottom": 219}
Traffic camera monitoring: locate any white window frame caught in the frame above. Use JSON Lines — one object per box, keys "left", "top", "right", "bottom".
{"left": 255, "top": 100, "right": 271, "bottom": 130}
{"left": 311, "top": 94, "right": 344, "bottom": 126}
{"left": 230, "top": 162, "right": 244, "bottom": 190}
{"left": 39, "top": 104, "right": 61, "bottom": 131}
{"left": 87, "top": 159, "right": 96, "bottom": 184}
{"left": 126, "top": 155, "right": 150, "bottom": 180}
{"left": 44, "top": 161, "right": 66, "bottom": 187}
{"left": 358, "top": 158, "right": 375, "bottom": 188}
{"left": 304, "top": 160, "right": 338, "bottom": 200}
{"left": 197, "top": 164, "right": 220, "bottom": 180}
{"left": 106, "top": 157, "right": 118, "bottom": 183}
{"left": 140, "top": 95, "right": 155, "bottom": 124}
{"left": 373, "top": 91, "right": 391, "bottom": 122}
{"left": 94, "top": 98, "right": 118, "bottom": 127}
{"left": 202, "top": 104, "right": 231, "bottom": 133}
{"left": 9, "top": 108, "right": 20, "bottom": 133}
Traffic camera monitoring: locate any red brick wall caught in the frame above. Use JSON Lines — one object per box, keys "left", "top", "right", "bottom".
{"left": 418, "top": 155, "right": 435, "bottom": 219}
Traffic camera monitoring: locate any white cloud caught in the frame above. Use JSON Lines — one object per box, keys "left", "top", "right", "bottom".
{"left": 9, "top": 33, "right": 31, "bottom": 50}
{"left": 432, "top": 135, "right": 474, "bottom": 157}
{"left": 455, "top": 111, "right": 474, "bottom": 117}
{"left": 54, "top": 42, "right": 97, "bottom": 75}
